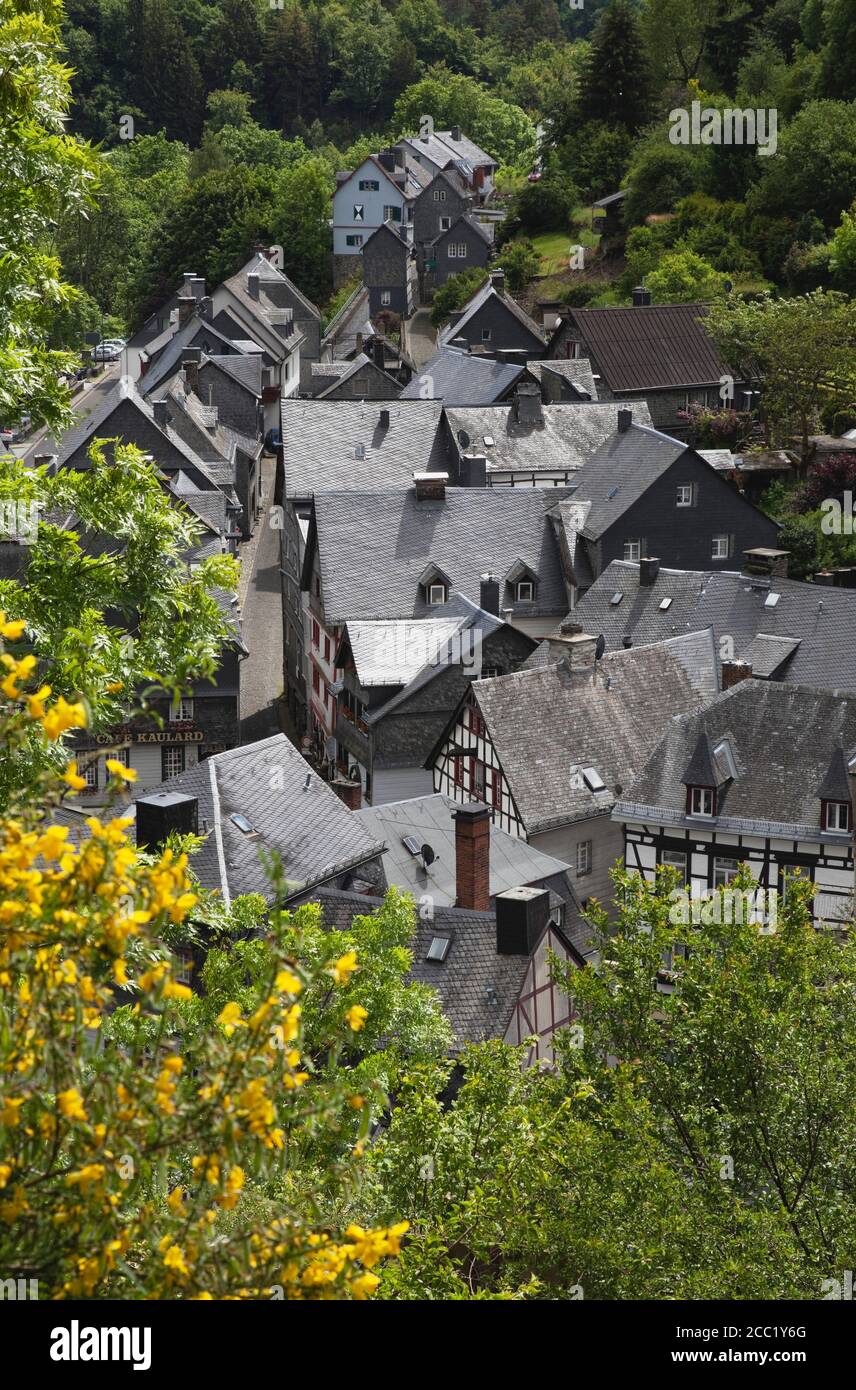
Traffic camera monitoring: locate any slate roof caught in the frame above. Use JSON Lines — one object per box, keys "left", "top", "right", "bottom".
{"left": 354, "top": 793, "right": 575, "bottom": 903}
{"left": 340, "top": 617, "right": 467, "bottom": 686}
{"left": 400, "top": 347, "right": 524, "bottom": 405}
{"left": 569, "top": 423, "right": 689, "bottom": 538}
{"left": 437, "top": 280, "right": 545, "bottom": 351}
{"left": 463, "top": 629, "right": 719, "bottom": 834}
{"left": 444, "top": 401, "right": 653, "bottom": 475}
{"left": 307, "top": 487, "right": 572, "bottom": 622}
{"left": 567, "top": 303, "right": 731, "bottom": 392}
{"left": 219, "top": 254, "right": 305, "bottom": 359}
{"left": 616, "top": 680, "right": 856, "bottom": 839}
{"left": 132, "top": 735, "right": 384, "bottom": 905}
{"left": 527, "top": 358, "right": 599, "bottom": 400}
{"left": 320, "top": 285, "right": 373, "bottom": 359}
{"left": 428, "top": 213, "right": 493, "bottom": 248}
{"left": 681, "top": 730, "right": 721, "bottom": 787}
{"left": 281, "top": 399, "right": 448, "bottom": 496}
{"left": 314, "top": 887, "right": 528, "bottom": 1046}
{"left": 314, "top": 353, "right": 401, "bottom": 400}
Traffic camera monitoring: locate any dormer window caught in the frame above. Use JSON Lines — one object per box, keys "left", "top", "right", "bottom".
{"left": 516, "top": 580, "right": 534, "bottom": 602}
{"left": 824, "top": 800, "right": 851, "bottom": 833}
{"left": 506, "top": 559, "right": 538, "bottom": 604}
{"left": 689, "top": 786, "right": 715, "bottom": 817}
{"left": 419, "top": 561, "right": 452, "bottom": 608}
{"left": 428, "top": 582, "right": 447, "bottom": 605}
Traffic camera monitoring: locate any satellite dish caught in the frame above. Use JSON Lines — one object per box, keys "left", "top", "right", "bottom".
{"left": 420, "top": 844, "right": 436, "bottom": 867}
{"left": 595, "top": 634, "right": 606, "bottom": 662}
{"left": 457, "top": 429, "right": 471, "bottom": 449}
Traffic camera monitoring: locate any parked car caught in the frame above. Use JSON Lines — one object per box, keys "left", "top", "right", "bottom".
{"left": 527, "top": 167, "right": 542, "bottom": 183}
{"left": 92, "top": 339, "right": 126, "bottom": 361}
{"left": 0, "top": 415, "right": 31, "bottom": 444}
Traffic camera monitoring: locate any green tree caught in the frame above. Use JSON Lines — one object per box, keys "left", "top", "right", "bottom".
{"left": 0, "top": 0, "right": 100, "bottom": 432}
{"left": 576, "top": 0, "right": 653, "bottom": 133}
{"left": 705, "top": 290, "right": 856, "bottom": 467}
{"left": 125, "top": 0, "right": 205, "bottom": 144}
{"left": 830, "top": 199, "right": 856, "bottom": 294}
{"left": 392, "top": 67, "right": 537, "bottom": 168}
{"left": 748, "top": 100, "right": 856, "bottom": 232}
{"left": 817, "top": 0, "right": 856, "bottom": 101}
{"left": 429, "top": 267, "right": 489, "bottom": 326}
{"left": 500, "top": 238, "right": 540, "bottom": 290}
{"left": 645, "top": 248, "right": 730, "bottom": 303}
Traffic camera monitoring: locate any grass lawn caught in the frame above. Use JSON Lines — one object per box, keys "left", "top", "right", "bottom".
{"left": 530, "top": 211, "right": 600, "bottom": 274}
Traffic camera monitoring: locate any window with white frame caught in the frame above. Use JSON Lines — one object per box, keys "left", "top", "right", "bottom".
{"left": 711, "top": 534, "right": 731, "bottom": 559}
{"left": 428, "top": 583, "right": 447, "bottom": 605}
{"left": 448, "top": 242, "right": 468, "bottom": 259}
{"left": 660, "top": 848, "right": 687, "bottom": 876}
{"left": 161, "top": 746, "right": 186, "bottom": 781}
{"left": 383, "top": 205, "right": 402, "bottom": 223}
{"left": 171, "top": 696, "right": 194, "bottom": 722}
{"left": 690, "top": 787, "right": 714, "bottom": 816}
{"left": 515, "top": 580, "right": 534, "bottom": 601}
{"left": 440, "top": 216, "right": 451, "bottom": 231}
{"left": 623, "top": 539, "right": 641, "bottom": 561}
{"left": 713, "top": 856, "right": 739, "bottom": 887}
{"left": 83, "top": 757, "right": 99, "bottom": 790}
{"left": 825, "top": 800, "right": 850, "bottom": 832}
{"left": 576, "top": 840, "right": 592, "bottom": 876}
{"left": 433, "top": 188, "right": 446, "bottom": 201}
{"left": 676, "top": 484, "right": 694, "bottom": 507}
{"left": 481, "top": 328, "right": 491, "bottom": 342}
{"left": 345, "top": 234, "right": 363, "bottom": 247}
{"left": 380, "top": 290, "right": 391, "bottom": 306}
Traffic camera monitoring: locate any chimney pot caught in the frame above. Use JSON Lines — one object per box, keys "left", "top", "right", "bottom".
{"left": 638, "top": 557, "right": 660, "bottom": 586}
{"left": 331, "top": 777, "right": 362, "bottom": 811}
{"left": 495, "top": 886, "right": 550, "bottom": 956}
{"left": 454, "top": 802, "right": 492, "bottom": 912}
{"left": 632, "top": 285, "right": 652, "bottom": 307}
{"left": 617, "top": 406, "right": 633, "bottom": 433}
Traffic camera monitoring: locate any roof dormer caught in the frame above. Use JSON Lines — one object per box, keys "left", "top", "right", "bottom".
{"left": 418, "top": 562, "right": 452, "bottom": 607}
{"left": 505, "top": 558, "right": 538, "bottom": 604}
{"left": 681, "top": 729, "right": 731, "bottom": 818}
{"left": 818, "top": 742, "right": 853, "bottom": 834}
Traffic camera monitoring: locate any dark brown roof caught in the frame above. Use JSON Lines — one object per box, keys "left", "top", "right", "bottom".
{"left": 568, "top": 303, "right": 730, "bottom": 393}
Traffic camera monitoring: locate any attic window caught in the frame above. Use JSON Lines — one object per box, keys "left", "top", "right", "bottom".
{"left": 765, "top": 592, "right": 780, "bottom": 608}
{"left": 659, "top": 597, "right": 673, "bottom": 611}
{"left": 230, "top": 813, "right": 255, "bottom": 834}
{"left": 355, "top": 444, "right": 365, "bottom": 461}
{"left": 428, "top": 583, "right": 447, "bottom": 605}
{"left": 582, "top": 767, "right": 606, "bottom": 793}
{"left": 516, "top": 580, "right": 534, "bottom": 602}
{"left": 425, "top": 936, "right": 451, "bottom": 962}
{"left": 610, "top": 592, "right": 623, "bottom": 606}
{"left": 824, "top": 801, "right": 851, "bottom": 833}
{"left": 689, "top": 787, "right": 715, "bottom": 817}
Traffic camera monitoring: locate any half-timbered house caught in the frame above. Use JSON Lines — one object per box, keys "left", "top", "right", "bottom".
{"left": 428, "top": 628, "right": 720, "bottom": 909}
{"left": 613, "top": 678, "right": 856, "bottom": 927}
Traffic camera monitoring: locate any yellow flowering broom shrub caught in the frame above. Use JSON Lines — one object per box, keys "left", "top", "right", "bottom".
{"left": 0, "top": 616, "right": 406, "bottom": 1298}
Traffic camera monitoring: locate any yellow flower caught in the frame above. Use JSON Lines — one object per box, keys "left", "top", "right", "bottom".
{"left": 217, "top": 1001, "right": 243, "bottom": 1036}
{"left": 62, "top": 760, "right": 88, "bottom": 791}
{"left": 0, "top": 1097, "right": 25, "bottom": 1127}
{"left": 57, "top": 1088, "right": 87, "bottom": 1122}
{"left": 41, "top": 696, "right": 88, "bottom": 741}
{"left": 351, "top": 1271, "right": 380, "bottom": 1300}
{"left": 163, "top": 980, "right": 192, "bottom": 1000}
{"left": 162, "top": 1244, "right": 190, "bottom": 1279}
{"left": 105, "top": 758, "right": 137, "bottom": 784}
{"left": 348, "top": 1095, "right": 364, "bottom": 1110}
{"left": 345, "top": 1004, "right": 368, "bottom": 1032}
{"left": 275, "top": 969, "right": 302, "bottom": 995}
{"left": 66, "top": 1163, "right": 106, "bottom": 1191}
{"left": 26, "top": 684, "right": 52, "bottom": 719}
{"left": 0, "top": 612, "right": 26, "bottom": 641}
{"left": 329, "top": 950, "right": 358, "bottom": 986}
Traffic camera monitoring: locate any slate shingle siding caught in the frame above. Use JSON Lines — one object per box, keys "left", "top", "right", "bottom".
{"left": 426, "top": 222, "right": 491, "bottom": 290}
{"left": 199, "top": 361, "right": 260, "bottom": 438}
{"left": 61, "top": 399, "right": 189, "bottom": 473}
{"left": 595, "top": 452, "right": 780, "bottom": 574}
{"left": 447, "top": 296, "right": 544, "bottom": 356}
{"left": 361, "top": 229, "right": 413, "bottom": 317}
{"left": 413, "top": 177, "right": 470, "bottom": 247}
{"left": 321, "top": 363, "right": 401, "bottom": 400}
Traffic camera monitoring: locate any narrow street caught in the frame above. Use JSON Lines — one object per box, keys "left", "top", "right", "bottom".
{"left": 238, "top": 456, "right": 286, "bottom": 744}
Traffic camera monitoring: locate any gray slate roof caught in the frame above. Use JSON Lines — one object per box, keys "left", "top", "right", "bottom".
{"left": 527, "top": 358, "right": 599, "bottom": 399}
{"left": 353, "top": 793, "right": 575, "bottom": 906}
{"left": 281, "top": 399, "right": 448, "bottom": 496}
{"left": 616, "top": 680, "right": 856, "bottom": 838}
{"left": 574, "top": 561, "right": 856, "bottom": 693}
{"left": 444, "top": 401, "right": 653, "bottom": 475}
{"left": 400, "top": 347, "right": 524, "bottom": 405}
{"left": 132, "top": 735, "right": 384, "bottom": 905}
{"left": 468, "top": 629, "right": 720, "bottom": 834}
{"left": 437, "top": 280, "right": 545, "bottom": 350}
{"left": 570, "top": 423, "right": 688, "bottom": 538}
{"left": 308, "top": 487, "right": 572, "bottom": 622}
{"left": 313, "top": 888, "right": 535, "bottom": 1047}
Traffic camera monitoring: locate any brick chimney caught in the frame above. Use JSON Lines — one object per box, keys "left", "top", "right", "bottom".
{"left": 742, "top": 547, "right": 789, "bottom": 580}
{"left": 454, "top": 803, "right": 491, "bottom": 912}
{"left": 331, "top": 777, "right": 362, "bottom": 810}
{"left": 722, "top": 659, "right": 753, "bottom": 689}
{"left": 639, "top": 556, "right": 660, "bottom": 586}
{"left": 548, "top": 623, "right": 598, "bottom": 669}
{"left": 182, "top": 348, "right": 202, "bottom": 395}
{"left": 495, "top": 886, "right": 550, "bottom": 955}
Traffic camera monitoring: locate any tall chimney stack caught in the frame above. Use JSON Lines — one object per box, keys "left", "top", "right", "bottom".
{"left": 721, "top": 660, "right": 753, "bottom": 690}
{"left": 454, "top": 803, "right": 491, "bottom": 912}
{"left": 495, "top": 886, "right": 550, "bottom": 955}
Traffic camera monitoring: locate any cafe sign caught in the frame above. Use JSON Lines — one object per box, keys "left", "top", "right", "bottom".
{"left": 95, "top": 729, "right": 203, "bottom": 745}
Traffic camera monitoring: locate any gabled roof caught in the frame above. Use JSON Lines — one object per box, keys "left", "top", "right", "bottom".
{"left": 280, "top": 400, "right": 448, "bottom": 496}
{"left": 429, "top": 213, "right": 493, "bottom": 248}
{"left": 738, "top": 633, "right": 801, "bottom": 678}
{"left": 339, "top": 617, "right": 467, "bottom": 687}
{"left": 567, "top": 302, "right": 731, "bottom": 392}
{"left": 132, "top": 735, "right": 384, "bottom": 906}
{"left": 616, "top": 680, "right": 856, "bottom": 838}
{"left": 454, "top": 630, "right": 719, "bottom": 835}
{"left": 681, "top": 730, "right": 721, "bottom": 788}
{"left": 570, "top": 423, "right": 689, "bottom": 538}
{"left": 437, "top": 280, "right": 545, "bottom": 350}
{"left": 527, "top": 358, "right": 599, "bottom": 400}
{"left": 414, "top": 166, "right": 470, "bottom": 201}
{"left": 362, "top": 219, "right": 413, "bottom": 256}
{"left": 444, "top": 401, "right": 653, "bottom": 475}
{"left": 400, "top": 347, "right": 523, "bottom": 405}
{"left": 306, "top": 487, "right": 573, "bottom": 623}
{"left": 314, "top": 352, "right": 401, "bottom": 400}
{"left": 818, "top": 742, "right": 851, "bottom": 802}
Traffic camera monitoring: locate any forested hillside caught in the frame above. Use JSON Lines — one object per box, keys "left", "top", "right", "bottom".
{"left": 46, "top": 0, "right": 856, "bottom": 340}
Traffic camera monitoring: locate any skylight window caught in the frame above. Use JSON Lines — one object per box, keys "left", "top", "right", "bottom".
{"left": 610, "top": 592, "right": 623, "bottom": 606}
{"left": 230, "top": 813, "right": 255, "bottom": 834}
{"left": 402, "top": 836, "right": 421, "bottom": 856}
{"left": 582, "top": 766, "right": 606, "bottom": 792}
{"left": 425, "top": 936, "right": 451, "bottom": 962}
{"left": 659, "top": 597, "right": 673, "bottom": 611}
{"left": 355, "top": 444, "right": 365, "bottom": 461}
{"left": 606, "top": 486, "right": 620, "bottom": 500}
{"left": 483, "top": 435, "right": 495, "bottom": 447}
{"left": 765, "top": 592, "right": 780, "bottom": 608}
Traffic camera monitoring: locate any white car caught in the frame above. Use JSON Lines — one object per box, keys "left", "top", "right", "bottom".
{"left": 92, "top": 340, "right": 126, "bottom": 361}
